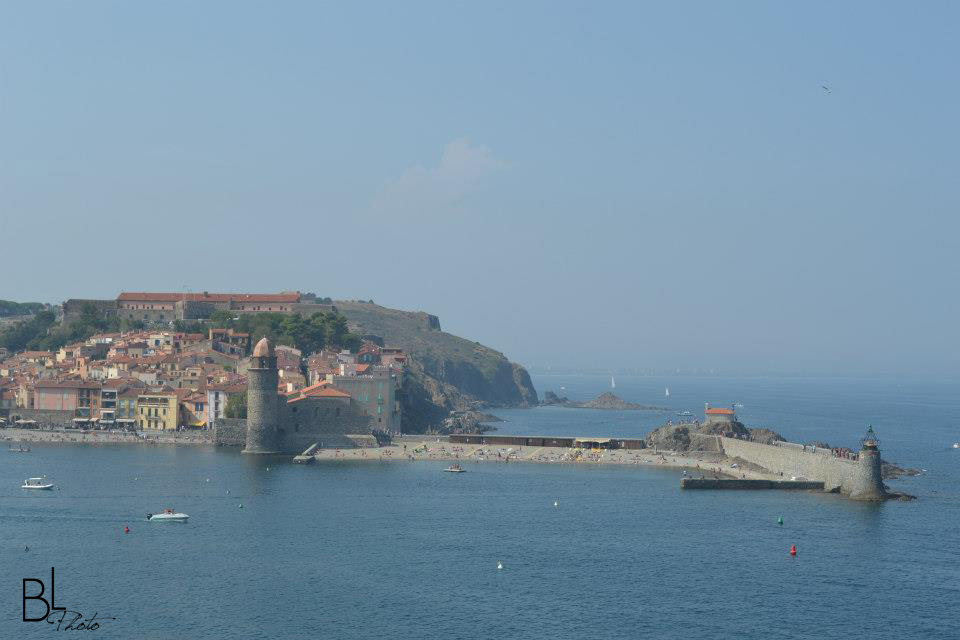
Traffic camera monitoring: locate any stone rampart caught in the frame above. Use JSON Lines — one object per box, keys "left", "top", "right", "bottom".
{"left": 719, "top": 437, "right": 859, "bottom": 493}
{"left": 213, "top": 418, "right": 248, "bottom": 447}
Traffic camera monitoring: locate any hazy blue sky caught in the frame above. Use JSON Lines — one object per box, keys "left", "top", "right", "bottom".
{"left": 1, "top": 2, "right": 958, "bottom": 375}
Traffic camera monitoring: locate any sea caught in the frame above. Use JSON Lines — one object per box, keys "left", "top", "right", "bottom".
{"left": 2, "top": 374, "right": 958, "bottom": 639}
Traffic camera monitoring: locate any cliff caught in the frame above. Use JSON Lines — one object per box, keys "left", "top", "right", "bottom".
{"left": 335, "top": 301, "right": 538, "bottom": 433}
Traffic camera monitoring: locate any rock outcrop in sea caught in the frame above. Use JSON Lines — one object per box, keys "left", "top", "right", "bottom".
{"left": 644, "top": 420, "right": 786, "bottom": 452}
{"left": 541, "top": 391, "right": 666, "bottom": 411}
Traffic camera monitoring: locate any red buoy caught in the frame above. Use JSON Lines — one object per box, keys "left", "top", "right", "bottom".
{"left": 124, "top": 526, "right": 130, "bottom": 534}
{"left": 790, "top": 544, "right": 797, "bottom": 556}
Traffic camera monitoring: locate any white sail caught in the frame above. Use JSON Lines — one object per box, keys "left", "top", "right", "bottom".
{"left": 665, "top": 387, "right": 670, "bottom": 397}
{"left": 611, "top": 376, "right": 616, "bottom": 389}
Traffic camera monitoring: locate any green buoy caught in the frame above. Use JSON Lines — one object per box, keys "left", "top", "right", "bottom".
{"left": 777, "top": 516, "right": 784, "bottom": 526}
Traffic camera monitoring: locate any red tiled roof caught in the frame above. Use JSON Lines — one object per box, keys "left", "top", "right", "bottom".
{"left": 118, "top": 292, "right": 300, "bottom": 303}
{"left": 35, "top": 379, "right": 101, "bottom": 389}
{"left": 705, "top": 408, "right": 735, "bottom": 415}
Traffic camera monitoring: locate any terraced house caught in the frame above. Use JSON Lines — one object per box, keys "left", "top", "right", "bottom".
{"left": 137, "top": 391, "right": 178, "bottom": 430}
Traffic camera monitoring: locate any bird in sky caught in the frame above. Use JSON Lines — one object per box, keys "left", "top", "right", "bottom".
{"left": 822, "top": 85, "right": 832, "bottom": 93}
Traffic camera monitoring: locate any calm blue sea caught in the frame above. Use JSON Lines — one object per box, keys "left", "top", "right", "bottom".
{"left": 2, "top": 374, "right": 959, "bottom": 639}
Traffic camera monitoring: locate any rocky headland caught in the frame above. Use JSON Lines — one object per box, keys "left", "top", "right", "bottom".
{"left": 335, "top": 301, "right": 537, "bottom": 434}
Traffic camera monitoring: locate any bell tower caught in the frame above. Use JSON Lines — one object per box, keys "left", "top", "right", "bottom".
{"left": 243, "top": 337, "right": 279, "bottom": 454}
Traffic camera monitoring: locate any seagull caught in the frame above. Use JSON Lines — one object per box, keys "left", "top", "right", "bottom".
{"left": 821, "top": 85, "right": 831, "bottom": 94}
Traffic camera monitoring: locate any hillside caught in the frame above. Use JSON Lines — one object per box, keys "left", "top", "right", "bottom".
{"left": 335, "top": 301, "right": 538, "bottom": 432}
{"left": 0, "top": 300, "right": 47, "bottom": 317}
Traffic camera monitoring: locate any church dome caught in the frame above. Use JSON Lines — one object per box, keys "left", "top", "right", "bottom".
{"left": 252, "top": 337, "right": 274, "bottom": 358}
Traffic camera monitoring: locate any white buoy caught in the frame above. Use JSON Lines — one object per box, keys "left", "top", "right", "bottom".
{"left": 497, "top": 561, "right": 503, "bottom": 570}
{"left": 226, "top": 489, "right": 230, "bottom": 494}
{"left": 553, "top": 500, "right": 558, "bottom": 507}
{"left": 206, "top": 478, "right": 210, "bottom": 482}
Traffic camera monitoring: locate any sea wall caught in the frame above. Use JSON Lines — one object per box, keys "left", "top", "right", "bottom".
{"left": 8, "top": 408, "right": 77, "bottom": 426}
{"left": 719, "top": 437, "right": 859, "bottom": 493}
{"left": 213, "top": 418, "right": 247, "bottom": 447}
{"left": 681, "top": 478, "right": 825, "bottom": 490}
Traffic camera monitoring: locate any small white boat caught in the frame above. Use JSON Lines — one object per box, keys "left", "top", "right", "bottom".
{"left": 443, "top": 464, "right": 465, "bottom": 473}
{"left": 147, "top": 508, "right": 190, "bottom": 522}
{"left": 22, "top": 477, "right": 54, "bottom": 490}
{"left": 8, "top": 445, "right": 31, "bottom": 453}
{"left": 953, "top": 442, "right": 960, "bottom": 449}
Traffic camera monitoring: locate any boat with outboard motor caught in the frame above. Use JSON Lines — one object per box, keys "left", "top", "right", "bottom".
{"left": 22, "top": 476, "right": 54, "bottom": 490}
{"left": 147, "top": 508, "right": 190, "bottom": 522}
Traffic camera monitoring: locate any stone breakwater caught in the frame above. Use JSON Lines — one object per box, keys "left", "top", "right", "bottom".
{"left": 299, "top": 438, "right": 772, "bottom": 479}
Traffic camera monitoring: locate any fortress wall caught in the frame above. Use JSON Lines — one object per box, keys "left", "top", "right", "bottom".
{"left": 719, "top": 437, "right": 859, "bottom": 493}
{"left": 276, "top": 400, "right": 373, "bottom": 453}
{"left": 214, "top": 418, "right": 247, "bottom": 446}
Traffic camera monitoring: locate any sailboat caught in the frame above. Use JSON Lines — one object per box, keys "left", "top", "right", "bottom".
{"left": 665, "top": 387, "right": 670, "bottom": 398}
{"left": 611, "top": 376, "right": 616, "bottom": 389}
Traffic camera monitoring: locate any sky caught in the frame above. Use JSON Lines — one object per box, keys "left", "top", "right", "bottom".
{"left": 1, "top": 1, "right": 958, "bottom": 376}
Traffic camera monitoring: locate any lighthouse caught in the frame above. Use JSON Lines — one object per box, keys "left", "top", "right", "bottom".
{"left": 243, "top": 337, "right": 280, "bottom": 454}
{"left": 848, "top": 426, "right": 886, "bottom": 501}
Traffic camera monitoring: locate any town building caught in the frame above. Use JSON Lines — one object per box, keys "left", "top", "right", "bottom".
{"left": 137, "top": 391, "right": 178, "bottom": 430}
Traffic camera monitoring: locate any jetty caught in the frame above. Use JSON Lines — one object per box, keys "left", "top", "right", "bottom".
{"left": 294, "top": 426, "right": 905, "bottom": 501}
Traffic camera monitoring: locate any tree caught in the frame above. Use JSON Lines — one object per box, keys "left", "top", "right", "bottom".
{"left": 225, "top": 393, "right": 247, "bottom": 419}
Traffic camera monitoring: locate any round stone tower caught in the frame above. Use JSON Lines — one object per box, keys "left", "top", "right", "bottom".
{"left": 849, "top": 426, "right": 886, "bottom": 501}
{"left": 243, "top": 337, "right": 279, "bottom": 454}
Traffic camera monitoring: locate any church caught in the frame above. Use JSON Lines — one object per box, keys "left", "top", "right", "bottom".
{"left": 216, "top": 337, "right": 380, "bottom": 453}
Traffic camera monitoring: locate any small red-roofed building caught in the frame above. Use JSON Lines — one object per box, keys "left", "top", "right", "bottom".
{"left": 704, "top": 404, "right": 737, "bottom": 426}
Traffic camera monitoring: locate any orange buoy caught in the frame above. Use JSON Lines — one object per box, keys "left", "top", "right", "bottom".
{"left": 790, "top": 544, "right": 797, "bottom": 556}
{"left": 124, "top": 526, "right": 130, "bottom": 534}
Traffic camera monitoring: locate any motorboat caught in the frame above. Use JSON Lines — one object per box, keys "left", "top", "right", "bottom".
{"left": 22, "top": 477, "right": 54, "bottom": 490}
{"left": 676, "top": 411, "right": 693, "bottom": 417}
{"left": 8, "top": 445, "right": 31, "bottom": 452}
{"left": 443, "top": 464, "right": 465, "bottom": 473}
{"left": 952, "top": 442, "right": 960, "bottom": 449}
{"left": 147, "top": 508, "right": 190, "bottom": 522}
